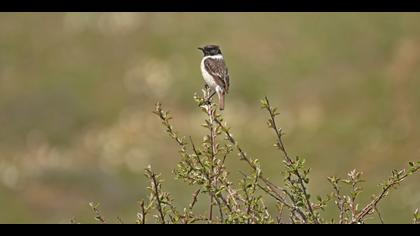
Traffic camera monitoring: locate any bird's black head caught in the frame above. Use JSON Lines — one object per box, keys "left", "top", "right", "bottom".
{"left": 198, "top": 45, "right": 222, "bottom": 56}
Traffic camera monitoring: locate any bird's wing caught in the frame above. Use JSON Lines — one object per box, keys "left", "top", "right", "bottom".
{"left": 204, "top": 57, "right": 230, "bottom": 93}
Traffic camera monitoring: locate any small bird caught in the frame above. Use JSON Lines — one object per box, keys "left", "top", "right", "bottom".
{"left": 198, "top": 45, "right": 230, "bottom": 110}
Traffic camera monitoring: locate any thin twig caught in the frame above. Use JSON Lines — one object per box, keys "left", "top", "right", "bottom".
{"left": 188, "top": 189, "right": 201, "bottom": 212}
{"left": 263, "top": 97, "right": 318, "bottom": 224}
{"left": 116, "top": 217, "right": 124, "bottom": 224}
{"left": 352, "top": 166, "right": 419, "bottom": 223}
{"left": 329, "top": 178, "right": 346, "bottom": 224}
{"left": 375, "top": 206, "right": 384, "bottom": 224}
{"left": 153, "top": 102, "right": 186, "bottom": 148}
{"left": 139, "top": 200, "right": 146, "bottom": 224}
{"left": 149, "top": 171, "right": 166, "bottom": 224}
{"left": 214, "top": 117, "right": 293, "bottom": 208}
{"left": 203, "top": 88, "right": 217, "bottom": 222}
{"left": 276, "top": 203, "right": 285, "bottom": 224}
{"left": 190, "top": 136, "right": 229, "bottom": 221}
{"left": 89, "top": 202, "right": 106, "bottom": 224}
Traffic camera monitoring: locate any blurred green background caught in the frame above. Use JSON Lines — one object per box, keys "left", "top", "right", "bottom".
{"left": 0, "top": 13, "right": 419, "bottom": 223}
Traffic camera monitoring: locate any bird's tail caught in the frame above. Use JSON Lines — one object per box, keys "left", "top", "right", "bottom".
{"left": 219, "top": 93, "right": 225, "bottom": 110}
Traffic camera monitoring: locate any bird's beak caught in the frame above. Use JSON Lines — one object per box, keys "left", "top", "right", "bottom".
{"left": 197, "top": 47, "right": 204, "bottom": 51}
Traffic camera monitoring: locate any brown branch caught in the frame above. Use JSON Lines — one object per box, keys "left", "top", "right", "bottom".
{"left": 188, "top": 189, "right": 201, "bottom": 212}
{"left": 214, "top": 117, "right": 296, "bottom": 201}
{"left": 89, "top": 202, "right": 106, "bottom": 224}
{"left": 214, "top": 114, "right": 309, "bottom": 224}
{"left": 353, "top": 166, "right": 419, "bottom": 223}
{"left": 328, "top": 177, "right": 347, "bottom": 224}
{"left": 262, "top": 96, "right": 318, "bottom": 224}
{"left": 148, "top": 170, "right": 166, "bottom": 224}
{"left": 202, "top": 88, "right": 218, "bottom": 222}
{"left": 116, "top": 217, "right": 124, "bottom": 224}
{"left": 139, "top": 200, "right": 146, "bottom": 224}
{"left": 276, "top": 203, "right": 285, "bottom": 224}
{"left": 189, "top": 136, "right": 229, "bottom": 222}
{"left": 375, "top": 206, "right": 384, "bottom": 224}
{"left": 153, "top": 102, "right": 186, "bottom": 148}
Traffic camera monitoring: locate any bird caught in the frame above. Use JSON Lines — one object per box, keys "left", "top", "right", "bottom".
{"left": 198, "top": 45, "right": 230, "bottom": 110}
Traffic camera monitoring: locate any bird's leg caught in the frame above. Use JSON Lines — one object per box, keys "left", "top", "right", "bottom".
{"left": 202, "top": 84, "right": 216, "bottom": 105}
{"left": 208, "top": 91, "right": 216, "bottom": 101}
{"left": 204, "top": 91, "right": 216, "bottom": 105}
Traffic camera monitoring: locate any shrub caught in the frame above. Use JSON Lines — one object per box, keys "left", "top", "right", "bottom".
{"left": 86, "top": 89, "right": 419, "bottom": 224}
